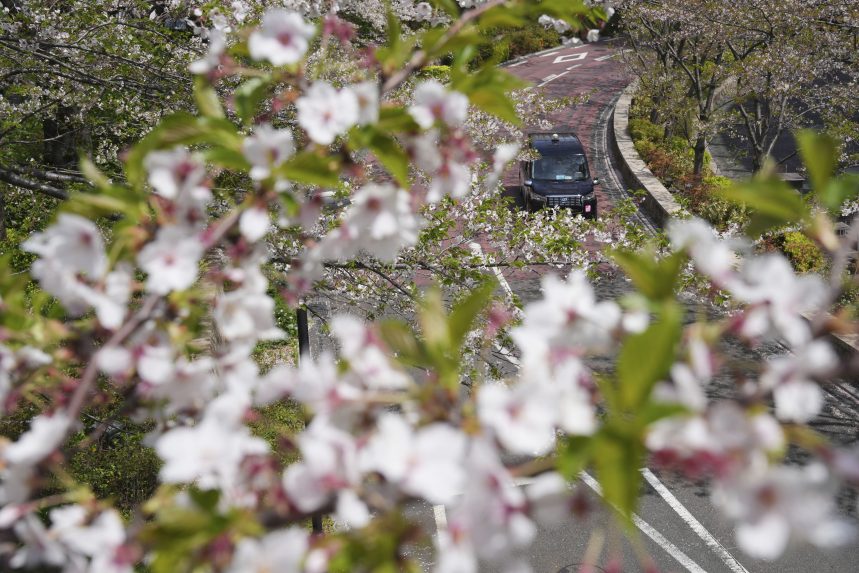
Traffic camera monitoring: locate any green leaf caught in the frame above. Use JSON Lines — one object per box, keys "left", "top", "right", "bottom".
{"left": 611, "top": 250, "right": 685, "bottom": 301}
{"left": 351, "top": 127, "right": 411, "bottom": 187}
{"left": 377, "top": 106, "right": 420, "bottom": 133}
{"left": 125, "top": 113, "right": 242, "bottom": 188}
{"left": 379, "top": 320, "right": 426, "bottom": 368}
{"left": 616, "top": 302, "right": 682, "bottom": 411}
{"left": 424, "top": 0, "right": 459, "bottom": 17}
{"left": 593, "top": 429, "right": 643, "bottom": 526}
{"left": 276, "top": 151, "right": 342, "bottom": 188}
{"left": 79, "top": 156, "right": 112, "bottom": 190}
{"left": 557, "top": 436, "right": 593, "bottom": 480}
{"left": 448, "top": 279, "right": 496, "bottom": 348}
{"left": 234, "top": 77, "right": 269, "bottom": 125}
{"left": 193, "top": 76, "right": 224, "bottom": 119}
{"left": 718, "top": 178, "right": 808, "bottom": 238}
{"left": 819, "top": 175, "right": 859, "bottom": 213}
{"left": 204, "top": 147, "right": 251, "bottom": 171}
{"left": 796, "top": 130, "right": 837, "bottom": 196}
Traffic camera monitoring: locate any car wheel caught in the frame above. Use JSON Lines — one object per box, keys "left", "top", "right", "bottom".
{"left": 587, "top": 204, "right": 598, "bottom": 220}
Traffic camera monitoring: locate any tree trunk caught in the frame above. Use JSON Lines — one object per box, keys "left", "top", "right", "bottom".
{"left": 693, "top": 134, "right": 707, "bottom": 176}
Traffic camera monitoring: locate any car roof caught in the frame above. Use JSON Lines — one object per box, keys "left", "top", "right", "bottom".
{"left": 527, "top": 132, "right": 584, "bottom": 154}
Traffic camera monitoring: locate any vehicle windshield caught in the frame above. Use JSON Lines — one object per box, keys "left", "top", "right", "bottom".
{"left": 532, "top": 153, "right": 589, "bottom": 181}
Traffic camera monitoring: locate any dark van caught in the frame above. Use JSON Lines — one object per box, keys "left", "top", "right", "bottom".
{"left": 518, "top": 133, "right": 599, "bottom": 218}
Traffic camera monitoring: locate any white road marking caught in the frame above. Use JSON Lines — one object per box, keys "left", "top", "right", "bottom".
{"left": 507, "top": 60, "right": 527, "bottom": 67}
{"left": 538, "top": 71, "right": 569, "bottom": 87}
{"left": 553, "top": 52, "right": 588, "bottom": 64}
{"left": 579, "top": 472, "right": 709, "bottom": 573}
{"left": 642, "top": 469, "right": 751, "bottom": 573}
{"left": 538, "top": 50, "right": 562, "bottom": 58}
{"left": 594, "top": 53, "right": 617, "bottom": 62}
{"left": 566, "top": 64, "right": 582, "bottom": 71}
{"left": 433, "top": 504, "right": 448, "bottom": 532}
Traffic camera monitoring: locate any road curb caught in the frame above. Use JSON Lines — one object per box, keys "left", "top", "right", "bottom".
{"left": 611, "top": 81, "right": 859, "bottom": 358}
{"left": 609, "top": 80, "right": 684, "bottom": 228}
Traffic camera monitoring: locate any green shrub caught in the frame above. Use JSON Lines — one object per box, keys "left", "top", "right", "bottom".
{"left": 473, "top": 24, "right": 561, "bottom": 67}
{"left": 417, "top": 65, "right": 451, "bottom": 83}
{"left": 629, "top": 118, "right": 663, "bottom": 143}
{"left": 781, "top": 231, "right": 826, "bottom": 273}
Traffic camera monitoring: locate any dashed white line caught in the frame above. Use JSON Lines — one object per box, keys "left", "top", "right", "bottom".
{"left": 538, "top": 70, "right": 569, "bottom": 87}
{"left": 579, "top": 472, "right": 709, "bottom": 573}
{"left": 594, "top": 53, "right": 617, "bottom": 62}
{"left": 507, "top": 60, "right": 527, "bottom": 67}
{"left": 432, "top": 504, "right": 448, "bottom": 532}
{"left": 566, "top": 64, "right": 582, "bottom": 71}
{"left": 538, "top": 50, "right": 561, "bottom": 58}
{"left": 642, "top": 469, "right": 751, "bottom": 573}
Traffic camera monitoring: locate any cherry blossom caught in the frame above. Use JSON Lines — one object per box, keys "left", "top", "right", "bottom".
{"left": 296, "top": 81, "right": 359, "bottom": 145}
{"left": 732, "top": 254, "right": 828, "bottom": 346}
{"left": 477, "top": 381, "right": 557, "bottom": 455}
{"left": 2, "top": 412, "right": 71, "bottom": 468}
{"left": 351, "top": 81, "right": 380, "bottom": 125}
{"left": 189, "top": 29, "right": 227, "bottom": 74}
{"left": 760, "top": 339, "right": 837, "bottom": 423}
{"left": 713, "top": 464, "right": 855, "bottom": 560}
{"left": 155, "top": 392, "right": 268, "bottom": 492}
{"left": 332, "top": 183, "right": 421, "bottom": 262}
{"left": 227, "top": 528, "right": 308, "bottom": 573}
{"left": 668, "top": 217, "right": 741, "bottom": 287}
{"left": 243, "top": 124, "right": 295, "bottom": 181}
{"left": 248, "top": 9, "right": 316, "bottom": 66}
{"left": 360, "top": 413, "right": 467, "bottom": 504}
{"left": 512, "top": 271, "right": 621, "bottom": 356}
{"left": 282, "top": 418, "right": 364, "bottom": 520}
{"left": 409, "top": 80, "right": 469, "bottom": 129}
{"left": 136, "top": 227, "right": 205, "bottom": 295}
{"left": 214, "top": 288, "right": 283, "bottom": 343}
{"left": 143, "top": 148, "right": 210, "bottom": 202}
{"left": 331, "top": 315, "right": 410, "bottom": 389}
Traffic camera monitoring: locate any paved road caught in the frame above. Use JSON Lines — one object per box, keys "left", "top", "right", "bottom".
{"left": 416, "top": 40, "right": 859, "bottom": 573}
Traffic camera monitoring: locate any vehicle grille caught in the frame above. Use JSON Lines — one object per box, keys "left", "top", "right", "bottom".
{"left": 547, "top": 195, "right": 583, "bottom": 208}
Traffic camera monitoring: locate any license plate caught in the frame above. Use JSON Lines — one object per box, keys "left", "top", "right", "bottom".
{"left": 585, "top": 205, "right": 592, "bottom": 212}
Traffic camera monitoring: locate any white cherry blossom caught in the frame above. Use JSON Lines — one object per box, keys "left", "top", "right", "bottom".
{"left": 761, "top": 339, "right": 837, "bottom": 423}
{"left": 477, "top": 381, "right": 556, "bottom": 455}
{"left": 361, "top": 413, "right": 467, "bottom": 504}
{"left": 137, "top": 227, "right": 205, "bottom": 294}
{"left": 282, "top": 418, "right": 362, "bottom": 514}
{"left": 214, "top": 288, "right": 283, "bottom": 343}
{"left": 296, "top": 81, "right": 359, "bottom": 145}
{"left": 227, "top": 528, "right": 308, "bottom": 573}
{"left": 351, "top": 81, "right": 380, "bottom": 125}
{"left": 144, "top": 147, "right": 210, "bottom": 202}
{"left": 248, "top": 9, "right": 316, "bottom": 66}
{"left": 243, "top": 124, "right": 295, "bottom": 180}
{"left": 2, "top": 412, "right": 71, "bottom": 467}
{"left": 331, "top": 315, "right": 410, "bottom": 389}
{"left": 341, "top": 183, "right": 421, "bottom": 262}
{"left": 409, "top": 80, "right": 469, "bottom": 129}
{"left": 189, "top": 29, "right": 226, "bottom": 74}
{"left": 713, "top": 464, "right": 855, "bottom": 560}
{"left": 156, "top": 392, "right": 268, "bottom": 491}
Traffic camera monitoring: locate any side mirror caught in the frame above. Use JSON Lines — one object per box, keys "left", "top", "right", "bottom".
{"left": 592, "top": 178, "right": 600, "bottom": 186}
{"left": 524, "top": 179, "right": 533, "bottom": 187}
